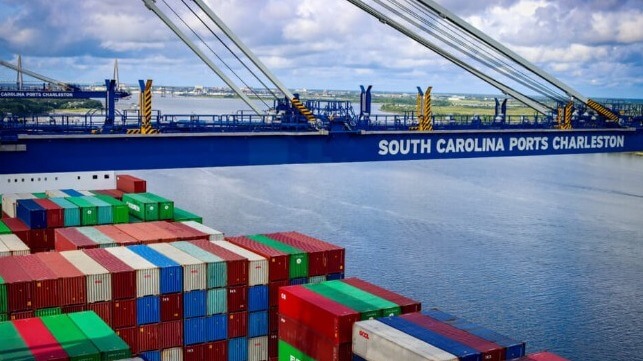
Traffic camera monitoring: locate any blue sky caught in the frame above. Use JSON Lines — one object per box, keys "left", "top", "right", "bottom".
{"left": 0, "top": 0, "right": 642, "bottom": 98}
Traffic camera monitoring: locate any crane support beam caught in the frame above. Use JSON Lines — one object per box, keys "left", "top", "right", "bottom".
{"left": 345, "top": 0, "right": 551, "bottom": 115}
{"left": 142, "top": 0, "right": 263, "bottom": 115}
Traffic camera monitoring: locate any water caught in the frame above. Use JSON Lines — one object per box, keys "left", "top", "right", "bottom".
{"left": 134, "top": 98, "right": 642, "bottom": 360}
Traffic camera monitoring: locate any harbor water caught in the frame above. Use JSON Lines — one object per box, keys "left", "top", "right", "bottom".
{"left": 128, "top": 97, "right": 642, "bottom": 361}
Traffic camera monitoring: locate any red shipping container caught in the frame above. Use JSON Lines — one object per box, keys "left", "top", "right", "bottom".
{"left": 184, "top": 344, "right": 205, "bottom": 361}
{"left": 112, "top": 223, "right": 156, "bottom": 244}
{"left": 227, "top": 236, "right": 289, "bottom": 282}
{"left": 116, "top": 174, "right": 147, "bottom": 193}
{"left": 158, "top": 320, "right": 183, "bottom": 349}
{"left": 279, "top": 313, "right": 352, "bottom": 361}
{"left": 29, "top": 229, "right": 47, "bottom": 250}
{"left": 265, "top": 232, "right": 327, "bottom": 276}
{"left": 14, "top": 318, "right": 69, "bottom": 361}
{"left": 524, "top": 352, "right": 570, "bottom": 361}
{"left": 160, "top": 292, "right": 183, "bottom": 322}
{"left": 14, "top": 255, "right": 59, "bottom": 309}
{"left": 204, "top": 340, "right": 228, "bottom": 360}
{"left": 277, "top": 231, "right": 345, "bottom": 274}
{"left": 278, "top": 285, "right": 360, "bottom": 344}
{"left": 268, "top": 307, "right": 279, "bottom": 334}
{"left": 228, "top": 285, "right": 248, "bottom": 313}
{"left": 41, "top": 228, "right": 56, "bottom": 251}
{"left": 115, "top": 327, "right": 138, "bottom": 354}
{"left": 87, "top": 301, "right": 113, "bottom": 327}
{"left": 1, "top": 218, "right": 31, "bottom": 246}
{"left": 228, "top": 311, "right": 248, "bottom": 338}
{"left": 112, "top": 298, "right": 137, "bottom": 328}
{"left": 55, "top": 228, "right": 98, "bottom": 251}
{"left": 0, "top": 257, "right": 34, "bottom": 312}
{"left": 137, "top": 323, "right": 160, "bottom": 352}
{"left": 92, "top": 189, "right": 125, "bottom": 200}
{"left": 84, "top": 248, "right": 137, "bottom": 299}
{"left": 61, "top": 304, "right": 86, "bottom": 314}
{"left": 268, "top": 333, "right": 278, "bottom": 358}
{"left": 94, "top": 225, "right": 139, "bottom": 246}
{"left": 10, "top": 310, "right": 35, "bottom": 320}
{"left": 155, "top": 221, "right": 209, "bottom": 241}
{"left": 342, "top": 277, "right": 421, "bottom": 314}
{"left": 33, "top": 199, "right": 64, "bottom": 228}
{"left": 401, "top": 313, "right": 504, "bottom": 361}
{"left": 138, "top": 222, "right": 180, "bottom": 243}
{"left": 36, "top": 252, "right": 87, "bottom": 306}
{"left": 269, "top": 280, "right": 289, "bottom": 308}
{"left": 192, "top": 240, "right": 249, "bottom": 286}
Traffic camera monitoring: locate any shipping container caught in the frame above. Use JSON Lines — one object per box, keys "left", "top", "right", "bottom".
{"left": 91, "top": 189, "right": 125, "bottom": 200}
{"left": 41, "top": 314, "right": 102, "bottom": 361}
{"left": 13, "top": 317, "right": 69, "bottom": 361}
{"left": 269, "top": 280, "right": 289, "bottom": 308}
{"left": 114, "top": 327, "right": 138, "bottom": 355}
{"left": 92, "top": 194, "right": 129, "bottom": 224}
{"left": 278, "top": 314, "right": 352, "bottom": 361}
{"left": 278, "top": 285, "right": 360, "bottom": 344}
{"left": 171, "top": 241, "right": 227, "bottom": 289}
{"left": 14, "top": 254, "right": 59, "bottom": 309}
{"left": 33, "top": 199, "right": 65, "bottom": 228}
{"left": 228, "top": 311, "right": 248, "bottom": 339}
{"left": 191, "top": 240, "right": 249, "bottom": 286}
{"left": 55, "top": 227, "right": 99, "bottom": 251}
{"left": 0, "top": 321, "right": 34, "bottom": 360}
{"left": 68, "top": 311, "right": 131, "bottom": 360}
{"left": 227, "top": 236, "right": 290, "bottom": 282}
{"left": 2, "top": 217, "right": 34, "bottom": 248}
{"left": 228, "top": 285, "right": 248, "bottom": 313}
{"left": 105, "top": 247, "right": 160, "bottom": 297}
{"left": 0, "top": 234, "right": 30, "bottom": 255}
{"left": 401, "top": 313, "right": 504, "bottom": 361}
{"left": 66, "top": 197, "right": 98, "bottom": 226}
{"left": 0, "top": 275, "right": 6, "bottom": 314}
{"left": 213, "top": 241, "right": 268, "bottom": 286}
{"left": 263, "top": 232, "right": 327, "bottom": 276}
{"left": 378, "top": 316, "right": 481, "bottom": 361}
{"left": 327, "top": 273, "right": 345, "bottom": 281}
{"left": 140, "top": 193, "right": 174, "bottom": 220}
{"left": 318, "top": 280, "right": 402, "bottom": 317}
{"left": 246, "top": 234, "right": 308, "bottom": 279}
{"left": 303, "top": 283, "right": 382, "bottom": 320}
{"left": 137, "top": 323, "right": 160, "bottom": 353}
{"left": 116, "top": 175, "right": 147, "bottom": 193}
{"left": 248, "top": 336, "right": 269, "bottom": 361}
{"left": 155, "top": 221, "right": 210, "bottom": 241}
{"left": 9, "top": 309, "right": 35, "bottom": 320}
{"left": 248, "top": 284, "right": 269, "bottom": 312}
{"left": 161, "top": 348, "right": 183, "bottom": 361}
{"left": 248, "top": 310, "right": 269, "bottom": 338}
{"left": 139, "top": 351, "right": 160, "bottom": 361}
{"left": 34, "top": 307, "right": 62, "bottom": 317}
{"left": 183, "top": 344, "right": 204, "bottom": 361}
{"left": 0, "top": 266, "right": 30, "bottom": 311}
{"left": 84, "top": 248, "right": 137, "bottom": 300}
{"left": 36, "top": 252, "right": 87, "bottom": 306}
{"left": 516, "top": 352, "right": 570, "bottom": 361}
{"left": 172, "top": 208, "right": 203, "bottom": 223}
{"left": 184, "top": 316, "right": 207, "bottom": 345}
{"left": 80, "top": 196, "right": 113, "bottom": 225}
{"left": 112, "top": 298, "right": 137, "bottom": 328}
{"left": 47, "top": 190, "right": 71, "bottom": 198}
{"left": 0, "top": 219, "right": 11, "bottom": 234}
{"left": 228, "top": 337, "right": 248, "bottom": 361}
{"left": 205, "top": 313, "right": 228, "bottom": 342}
{"left": 87, "top": 301, "right": 113, "bottom": 326}
{"left": 49, "top": 197, "right": 81, "bottom": 227}
{"left": 268, "top": 307, "right": 278, "bottom": 334}
{"left": 278, "top": 340, "right": 315, "bottom": 361}
{"left": 2, "top": 193, "right": 24, "bottom": 218}
{"left": 94, "top": 225, "right": 139, "bottom": 246}
{"left": 76, "top": 227, "right": 118, "bottom": 248}
{"left": 62, "top": 189, "right": 85, "bottom": 197}
{"left": 148, "top": 243, "right": 206, "bottom": 292}
{"left": 113, "top": 223, "right": 162, "bottom": 244}
{"left": 160, "top": 292, "right": 183, "bottom": 322}
{"left": 136, "top": 295, "right": 161, "bottom": 325}
{"left": 276, "top": 231, "right": 345, "bottom": 274}
{"left": 205, "top": 341, "right": 228, "bottom": 360}
{"left": 268, "top": 333, "right": 278, "bottom": 359}
{"left": 183, "top": 289, "right": 207, "bottom": 319}
{"left": 128, "top": 245, "right": 183, "bottom": 294}
{"left": 61, "top": 304, "right": 87, "bottom": 314}
{"left": 309, "top": 275, "right": 326, "bottom": 284}
{"left": 292, "top": 279, "right": 311, "bottom": 287}
{"left": 342, "top": 278, "right": 421, "bottom": 314}
{"left": 352, "top": 319, "right": 458, "bottom": 361}
{"left": 159, "top": 320, "right": 183, "bottom": 349}
{"left": 121, "top": 193, "right": 158, "bottom": 221}
{"left": 207, "top": 287, "right": 227, "bottom": 315}
{"left": 0, "top": 238, "right": 10, "bottom": 257}
{"left": 180, "top": 221, "right": 224, "bottom": 241}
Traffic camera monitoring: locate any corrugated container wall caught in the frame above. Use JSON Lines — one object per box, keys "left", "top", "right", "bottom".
{"left": 248, "top": 336, "right": 269, "bottom": 361}
{"left": 180, "top": 221, "right": 224, "bottom": 241}
{"left": 228, "top": 337, "right": 248, "bottom": 361}
{"left": 128, "top": 245, "right": 183, "bottom": 294}
{"left": 0, "top": 234, "right": 30, "bottom": 255}
{"left": 14, "top": 255, "right": 59, "bottom": 309}
{"left": 148, "top": 243, "right": 206, "bottom": 292}
{"left": 162, "top": 347, "right": 183, "bottom": 361}
{"left": 49, "top": 197, "right": 81, "bottom": 227}
{"left": 214, "top": 241, "right": 268, "bottom": 286}
{"left": 0, "top": 257, "right": 33, "bottom": 312}
{"left": 105, "top": 247, "right": 160, "bottom": 297}
{"left": 36, "top": 252, "right": 87, "bottom": 306}
{"left": 76, "top": 227, "right": 118, "bottom": 248}
{"left": 171, "top": 241, "right": 227, "bottom": 289}
{"left": 83, "top": 248, "right": 136, "bottom": 300}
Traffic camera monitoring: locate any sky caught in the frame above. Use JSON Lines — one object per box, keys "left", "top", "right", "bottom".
{"left": 0, "top": 0, "right": 642, "bottom": 98}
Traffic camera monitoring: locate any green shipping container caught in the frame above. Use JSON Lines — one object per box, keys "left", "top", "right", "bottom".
{"left": 171, "top": 241, "right": 227, "bottom": 289}
{"left": 66, "top": 197, "right": 98, "bottom": 226}
{"left": 278, "top": 340, "right": 315, "bottom": 361}
{"left": 92, "top": 195, "right": 129, "bottom": 224}
{"left": 32, "top": 192, "right": 48, "bottom": 199}
{"left": 35, "top": 307, "right": 62, "bottom": 317}
{"left": 76, "top": 227, "right": 117, "bottom": 248}
{"left": 0, "top": 321, "right": 35, "bottom": 360}
{"left": 0, "top": 275, "right": 6, "bottom": 314}
{"left": 140, "top": 193, "right": 174, "bottom": 220}
{"left": 304, "top": 283, "right": 380, "bottom": 320}
{"left": 68, "top": 311, "right": 131, "bottom": 361}
{"left": 0, "top": 313, "right": 7, "bottom": 322}
{"left": 122, "top": 194, "right": 158, "bottom": 221}
{"left": 41, "top": 314, "right": 102, "bottom": 361}
{"left": 82, "top": 197, "right": 113, "bottom": 225}
{"left": 207, "top": 288, "right": 227, "bottom": 315}
{"left": 49, "top": 197, "right": 81, "bottom": 227}
{"left": 248, "top": 234, "right": 309, "bottom": 279}
{"left": 322, "top": 280, "right": 402, "bottom": 317}
{"left": 172, "top": 207, "right": 203, "bottom": 223}
{"left": 0, "top": 220, "right": 12, "bottom": 234}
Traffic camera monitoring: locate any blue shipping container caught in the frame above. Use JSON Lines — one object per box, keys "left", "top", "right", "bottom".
{"left": 248, "top": 285, "right": 268, "bottom": 312}
{"left": 446, "top": 317, "right": 525, "bottom": 359}
{"left": 326, "top": 272, "right": 345, "bottom": 281}
{"left": 379, "top": 317, "right": 481, "bottom": 361}
{"left": 184, "top": 317, "right": 207, "bottom": 345}
{"left": 129, "top": 245, "right": 183, "bottom": 294}
{"left": 139, "top": 350, "right": 161, "bottom": 361}
{"left": 184, "top": 289, "right": 207, "bottom": 319}
{"left": 205, "top": 314, "right": 228, "bottom": 342}
{"left": 352, "top": 355, "right": 367, "bottom": 361}
{"left": 61, "top": 189, "right": 84, "bottom": 197}
{"left": 424, "top": 308, "right": 458, "bottom": 322}
{"left": 248, "top": 311, "right": 268, "bottom": 338}
{"left": 49, "top": 197, "right": 81, "bottom": 227}
{"left": 16, "top": 199, "right": 47, "bottom": 229}
{"left": 136, "top": 295, "right": 160, "bottom": 325}
{"left": 228, "top": 337, "right": 248, "bottom": 361}
{"left": 289, "top": 277, "right": 308, "bottom": 286}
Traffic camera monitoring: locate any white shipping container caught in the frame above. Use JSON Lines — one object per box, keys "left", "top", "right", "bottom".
{"left": 0, "top": 239, "right": 10, "bottom": 257}
{"left": 60, "top": 250, "right": 112, "bottom": 303}
{"left": 1, "top": 193, "right": 33, "bottom": 218}
{"left": 46, "top": 190, "right": 70, "bottom": 198}
{"left": 79, "top": 190, "right": 95, "bottom": 196}
{"left": 248, "top": 336, "right": 268, "bottom": 361}
{"left": 0, "top": 234, "right": 30, "bottom": 255}
{"left": 180, "top": 221, "right": 224, "bottom": 241}
{"left": 214, "top": 241, "right": 268, "bottom": 286}
{"left": 352, "top": 320, "right": 458, "bottom": 361}
{"left": 148, "top": 243, "right": 207, "bottom": 291}
{"left": 161, "top": 347, "right": 183, "bottom": 361}
{"left": 106, "top": 247, "right": 160, "bottom": 297}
